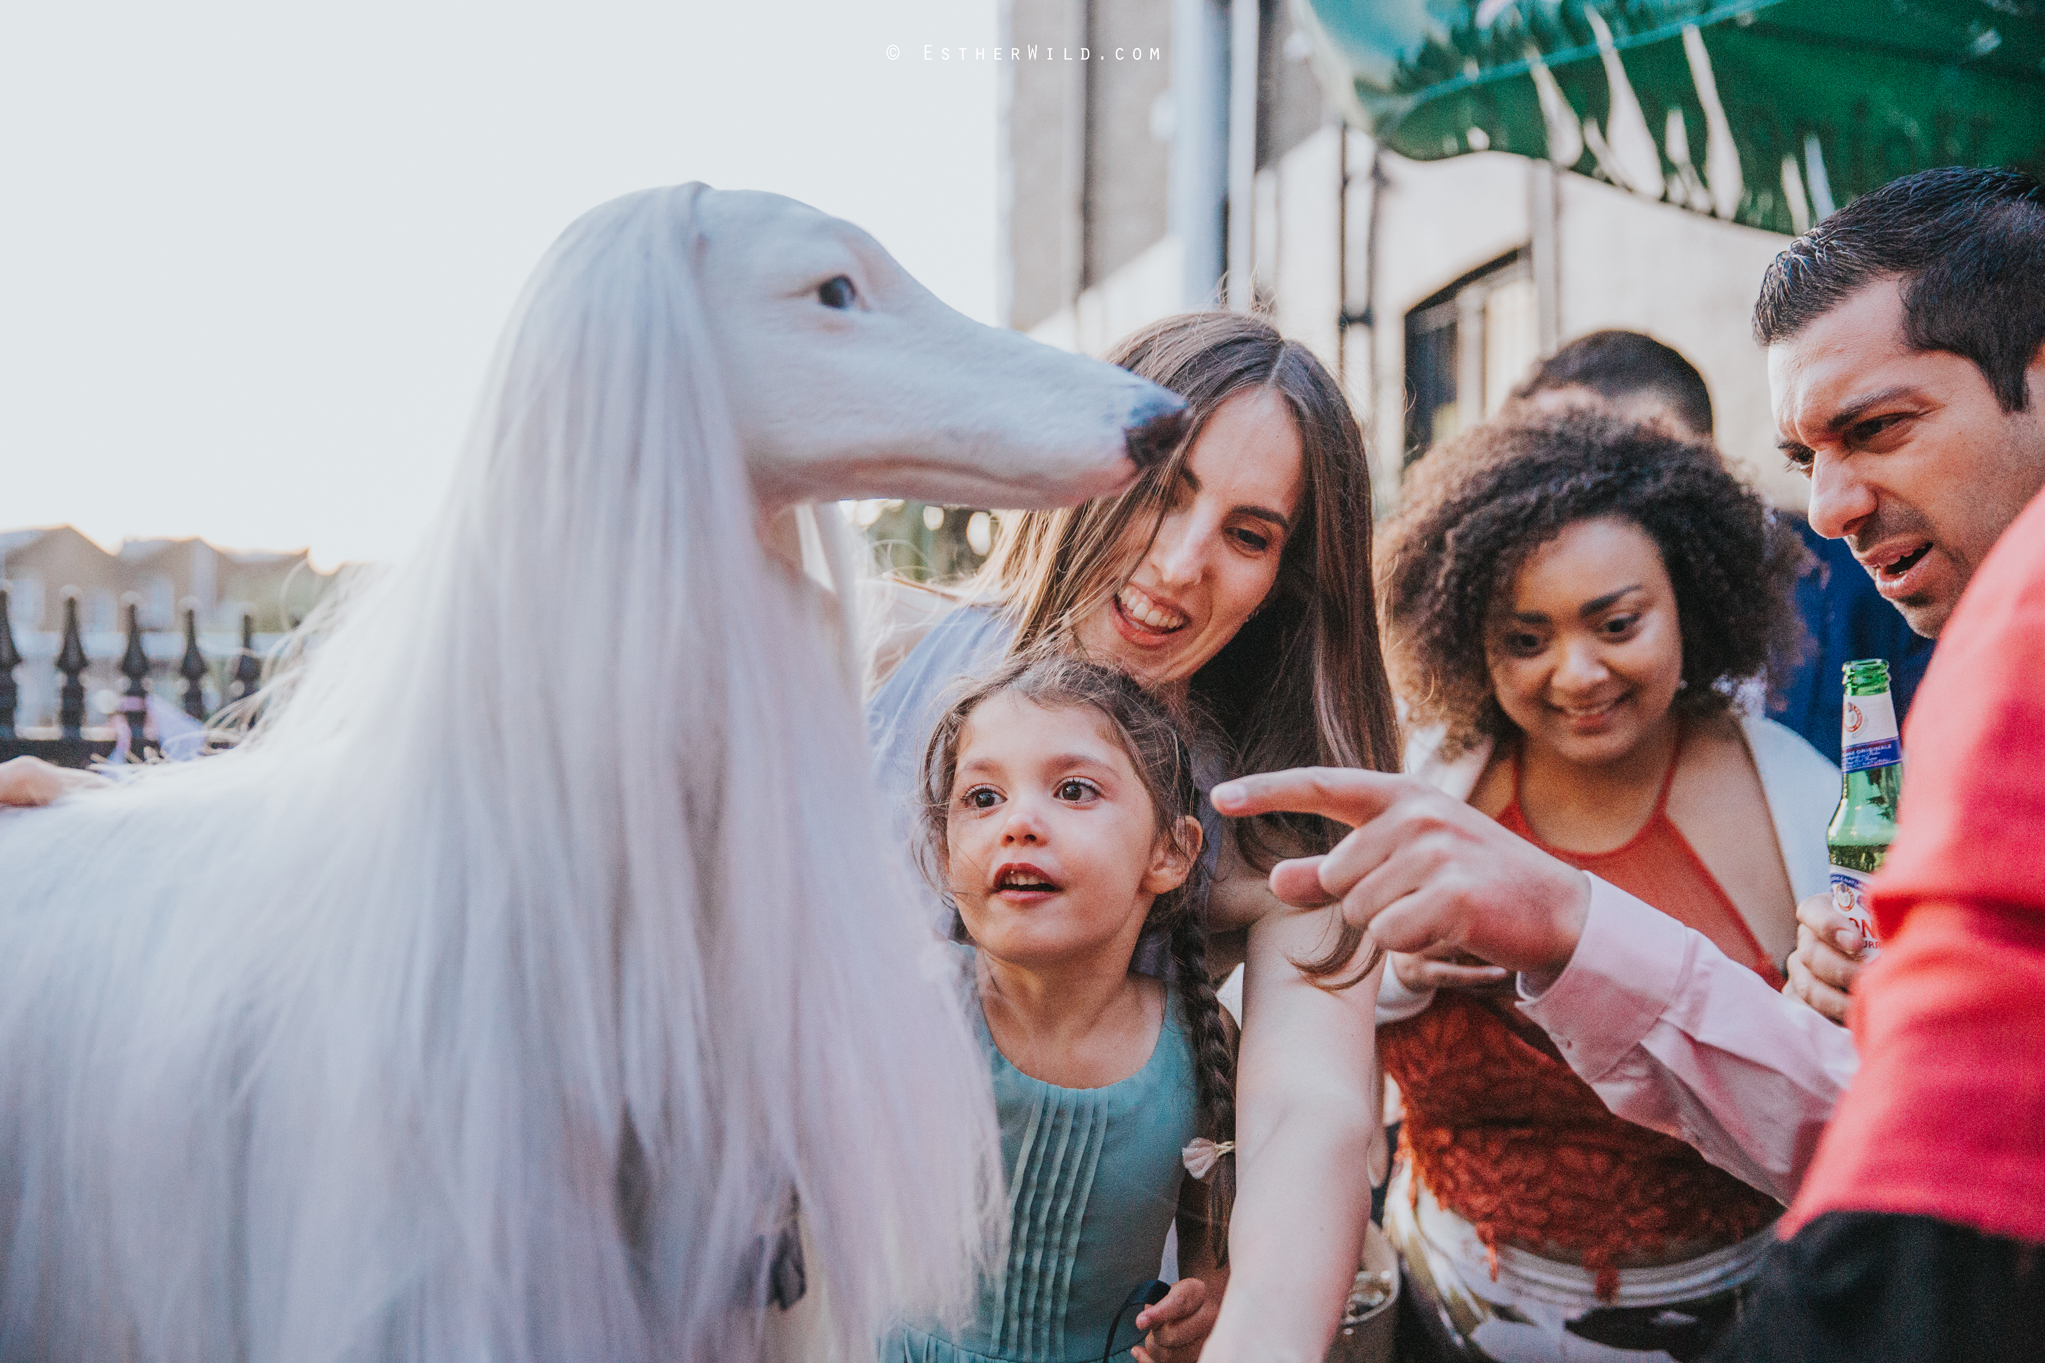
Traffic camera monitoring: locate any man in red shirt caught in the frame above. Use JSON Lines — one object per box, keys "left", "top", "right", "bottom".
{"left": 1723, "top": 165, "right": 2045, "bottom": 1356}
{"left": 1217, "top": 166, "right": 2045, "bottom": 1358}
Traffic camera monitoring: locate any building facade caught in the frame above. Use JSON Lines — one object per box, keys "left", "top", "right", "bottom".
{"left": 997, "top": 0, "right": 1804, "bottom": 514}
{"left": 0, "top": 525, "right": 332, "bottom": 729}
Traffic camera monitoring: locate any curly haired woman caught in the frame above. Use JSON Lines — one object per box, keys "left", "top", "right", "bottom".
{"left": 1373, "top": 404, "right": 1839, "bottom": 1361}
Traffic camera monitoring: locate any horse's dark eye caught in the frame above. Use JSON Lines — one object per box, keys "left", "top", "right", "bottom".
{"left": 818, "top": 276, "right": 856, "bottom": 309}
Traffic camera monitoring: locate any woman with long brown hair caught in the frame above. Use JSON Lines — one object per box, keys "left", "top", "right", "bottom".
{"left": 866, "top": 310, "right": 1400, "bottom": 1360}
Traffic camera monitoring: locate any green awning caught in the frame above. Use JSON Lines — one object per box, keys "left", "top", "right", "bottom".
{"left": 1296, "top": 0, "right": 2045, "bottom": 235}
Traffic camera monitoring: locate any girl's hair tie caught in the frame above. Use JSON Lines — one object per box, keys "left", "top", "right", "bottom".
{"left": 1181, "top": 1137, "right": 1235, "bottom": 1182}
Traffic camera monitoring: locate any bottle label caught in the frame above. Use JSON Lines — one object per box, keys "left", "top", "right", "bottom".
{"left": 1829, "top": 867, "right": 1883, "bottom": 948}
{"left": 1841, "top": 690, "right": 1901, "bottom": 773}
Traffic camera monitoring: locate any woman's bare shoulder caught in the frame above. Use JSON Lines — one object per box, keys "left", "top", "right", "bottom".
{"left": 1678, "top": 709, "right": 1760, "bottom": 776}
{"left": 1671, "top": 708, "right": 1799, "bottom": 956}
{"left": 1669, "top": 709, "right": 1775, "bottom": 824}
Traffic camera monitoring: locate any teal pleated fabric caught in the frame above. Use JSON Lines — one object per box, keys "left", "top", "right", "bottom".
{"left": 888, "top": 976, "right": 1201, "bottom": 1363}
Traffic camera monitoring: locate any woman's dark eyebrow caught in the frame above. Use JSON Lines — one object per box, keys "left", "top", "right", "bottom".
{"left": 1177, "top": 465, "right": 1292, "bottom": 533}
{"left": 1510, "top": 585, "right": 1642, "bottom": 625}
{"left": 1579, "top": 585, "right": 1643, "bottom": 618}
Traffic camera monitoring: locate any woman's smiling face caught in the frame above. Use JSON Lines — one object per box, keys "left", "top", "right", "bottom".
{"left": 1072, "top": 387, "right": 1304, "bottom": 692}
{"left": 1487, "top": 516, "right": 1685, "bottom": 768}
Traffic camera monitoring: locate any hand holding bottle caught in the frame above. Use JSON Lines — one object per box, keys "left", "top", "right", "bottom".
{"left": 1826, "top": 659, "right": 1901, "bottom": 952}
{"left": 1783, "top": 891, "right": 1870, "bottom": 1024}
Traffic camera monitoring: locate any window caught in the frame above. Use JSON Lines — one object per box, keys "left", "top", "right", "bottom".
{"left": 1403, "top": 251, "right": 1537, "bottom": 465}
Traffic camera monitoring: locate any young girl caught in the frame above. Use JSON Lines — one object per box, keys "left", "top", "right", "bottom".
{"left": 892, "top": 653, "right": 1236, "bottom": 1363}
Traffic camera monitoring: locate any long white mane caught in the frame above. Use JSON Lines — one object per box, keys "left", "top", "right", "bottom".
{"left": 0, "top": 187, "right": 1005, "bottom": 1361}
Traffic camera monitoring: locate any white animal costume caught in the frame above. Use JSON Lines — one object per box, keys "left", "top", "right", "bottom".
{"left": 0, "top": 184, "right": 1184, "bottom": 1363}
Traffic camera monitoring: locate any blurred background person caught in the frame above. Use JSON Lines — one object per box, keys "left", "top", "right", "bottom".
{"left": 1371, "top": 406, "right": 1835, "bottom": 1361}
{"left": 1507, "top": 329, "right": 1717, "bottom": 436}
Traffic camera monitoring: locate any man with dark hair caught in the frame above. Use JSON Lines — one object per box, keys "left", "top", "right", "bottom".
{"left": 1512, "top": 327, "right": 1717, "bottom": 437}
{"left": 1755, "top": 166, "right": 2045, "bottom": 427}
{"left": 1717, "top": 163, "right": 2045, "bottom": 1356}
{"left": 1771, "top": 167, "right": 2045, "bottom": 1023}
{"left": 1215, "top": 165, "right": 2045, "bottom": 1359}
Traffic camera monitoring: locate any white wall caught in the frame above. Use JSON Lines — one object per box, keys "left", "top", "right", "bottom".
{"left": 1551, "top": 172, "right": 1800, "bottom": 507}
{"left": 1024, "top": 136, "right": 1805, "bottom": 517}
{"left": 1027, "top": 233, "right": 1185, "bottom": 355}
{"left": 1348, "top": 149, "right": 1802, "bottom": 509}
{"left": 1268, "top": 124, "right": 1344, "bottom": 372}
{"left": 1357, "top": 150, "right": 1531, "bottom": 502}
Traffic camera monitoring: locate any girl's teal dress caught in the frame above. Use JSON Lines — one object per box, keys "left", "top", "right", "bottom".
{"left": 889, "top": 969, "right": 1202, "bottom": 1363}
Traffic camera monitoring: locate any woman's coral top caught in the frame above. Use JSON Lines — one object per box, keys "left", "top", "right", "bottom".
{"left": 1379, "top": 741, "right": 1785, "bottom": 1296}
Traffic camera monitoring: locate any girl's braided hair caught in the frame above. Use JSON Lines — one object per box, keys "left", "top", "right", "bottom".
{"left": 917, "top": 650, "right": 1237, "bottom": 1263}
{"left": 1379, "top": 403, "right": 1804, "bottom": 758}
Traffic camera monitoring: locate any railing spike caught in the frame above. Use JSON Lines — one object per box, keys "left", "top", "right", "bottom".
{"left": 179, "top": 605, "right": 209, "bottom": 720}
{"left": 120, "top": 596, "right": 153, "bottom": 760}
{"left": 231, "top": 612, "right": 262, "bottom": 704}
{"left": 57, "top": 593, "right": 88, "bottom": 741}
{"left": 0, "top": 589, "right": 20, "bottom": 741}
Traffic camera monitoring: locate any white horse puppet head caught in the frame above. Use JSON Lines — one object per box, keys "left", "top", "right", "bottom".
{"left": 0, "top": 184, "right": 1185, "bottom": 1363}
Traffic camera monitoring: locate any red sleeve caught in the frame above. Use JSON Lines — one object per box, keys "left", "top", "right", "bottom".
{"left": 1784, "top": 488, "right": 2045, "bottom": 1245}
{"left": 1873, "top": 497, "right": 2045, "bottom": 926}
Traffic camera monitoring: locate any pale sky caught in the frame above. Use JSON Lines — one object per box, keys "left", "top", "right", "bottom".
{"left": 1, "top": 1, "right": 1000, "bottom": 570}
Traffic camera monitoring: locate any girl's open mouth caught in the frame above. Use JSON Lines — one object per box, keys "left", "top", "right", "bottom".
{"left": 993, "top": 863, "right": 1061, "bottom": 896}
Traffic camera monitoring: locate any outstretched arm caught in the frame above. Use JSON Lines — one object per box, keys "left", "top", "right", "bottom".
{"left": 0, "top": 756, "right": 108, "bottom": 808}
{"left": 1199, "top": 861, "right": 1380, "bottom": 1363}
{"left": 1518, "top": 877, "right": 1858, "bottom": 1202}
{"left": 1217, "top": 768, "right": 1590, "bottom": 977}
{"left": 1212, "top": 768, "right": 1856, "bottom": 1204}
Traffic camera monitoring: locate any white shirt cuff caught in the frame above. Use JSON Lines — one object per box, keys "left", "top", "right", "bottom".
{"left": 1375, "top": 965, "right": 1437, "bottom": 1025}
{"left": 1517, "top": 875, "right": 1696, "bottom": 1081}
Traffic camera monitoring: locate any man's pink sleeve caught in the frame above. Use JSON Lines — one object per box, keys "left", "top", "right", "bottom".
{"left": 1517, "top": 876, "right": 1860, "bottom": 1204}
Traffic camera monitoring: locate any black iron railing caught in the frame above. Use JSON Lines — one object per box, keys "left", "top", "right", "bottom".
{"left": 0, "top": 587, "right": 263, "bottom": 769}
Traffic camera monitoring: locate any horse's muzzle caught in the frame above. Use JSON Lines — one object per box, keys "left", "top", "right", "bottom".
{"left": 1124, "top": 392, "right": 1189, "bottom": 470}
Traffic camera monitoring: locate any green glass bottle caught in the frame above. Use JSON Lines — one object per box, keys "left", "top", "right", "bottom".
{"left": 1827, "top": 659, "right": 1902, "bottom": 947}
